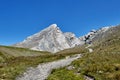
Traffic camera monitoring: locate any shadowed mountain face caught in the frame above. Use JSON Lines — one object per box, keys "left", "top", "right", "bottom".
{"left": 13, "top": 24, "right": 119, "bottom": 53}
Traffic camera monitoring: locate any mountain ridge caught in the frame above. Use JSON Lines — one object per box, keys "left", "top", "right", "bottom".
{"left": 14, "top": 24, "right": 113, "bottom": 53}
{"left": 14, "top": 24, "right": 83, "bottom": 53}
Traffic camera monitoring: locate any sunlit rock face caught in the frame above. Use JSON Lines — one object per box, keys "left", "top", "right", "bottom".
{"left": 14, "top": 23, "right": 112, "bottom": 53}
{"left": 14, "top": 24, "right": 82, "bottom": 53}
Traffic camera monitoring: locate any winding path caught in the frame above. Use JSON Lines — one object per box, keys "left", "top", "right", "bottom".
{"left": 16, "top": 54, "right": 81, "bottom": 80}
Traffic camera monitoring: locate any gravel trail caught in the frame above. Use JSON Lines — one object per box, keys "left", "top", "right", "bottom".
{"left": 16, "top": 54, "right": 81, "bottom": 80}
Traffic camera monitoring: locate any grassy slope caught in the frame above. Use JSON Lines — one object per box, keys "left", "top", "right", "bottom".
{"left": 47, "top": 26, "right": 120, "bottom": 80}
{"left": 0, "top": 46, "right": 51, "bottom": 80}
{"left": 0, "top": 45, "right": 87, "bottom": 80}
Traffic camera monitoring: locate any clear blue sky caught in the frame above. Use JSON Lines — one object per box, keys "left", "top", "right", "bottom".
{"left": 0, "top": 0, "right": 120, "bottom": 45}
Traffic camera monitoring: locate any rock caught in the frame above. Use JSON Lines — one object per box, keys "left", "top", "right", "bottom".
{"left": 88, "top": 48, "right": 93, "bottom": 53}
{"left": 84, "top": 75, "right": 94, "bottom": 80}
{"left": 64, "top": 32, "right": 84, "bottom": 47}
{"left": 67, "top": 65, "right": 75, "bottom": 70}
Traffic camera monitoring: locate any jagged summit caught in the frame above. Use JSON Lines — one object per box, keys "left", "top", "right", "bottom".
{"left": 43, "top": 24, "right": 59, "bottom": 31}
{"left": 49, "top": 24, "right": 58, "bottom": 28}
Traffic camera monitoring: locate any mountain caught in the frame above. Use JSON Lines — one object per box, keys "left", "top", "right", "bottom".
{"left": 14, "top": 24, "right": 83, "bottom": 53}
{"left": 13, "top": 24, "right": 116, "bottom": 53}
{"left": 1, "top": 24, "right": 120, "bottom": 80}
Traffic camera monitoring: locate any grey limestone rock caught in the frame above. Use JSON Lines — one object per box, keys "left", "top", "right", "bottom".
{"left": 14, "top": 24, "right": 82, "bottom": 53}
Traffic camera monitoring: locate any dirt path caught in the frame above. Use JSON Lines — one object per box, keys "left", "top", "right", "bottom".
{"left": 16, "top": 54, "right": 81, "bottom": 80}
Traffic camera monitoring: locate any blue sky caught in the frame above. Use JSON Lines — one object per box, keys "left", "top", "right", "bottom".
{"left": 0, "top": 0, "right": 120, "bottom": 45}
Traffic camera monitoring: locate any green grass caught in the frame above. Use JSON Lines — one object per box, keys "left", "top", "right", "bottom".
{"left": 48, "top": 43, "right": 120, "bottom": 80}
{"left": 0, "top": 55, "right": 56, "bottom": 80}
{"left": 0, "top": 46, "right": 52, "bottom": 80}
{"left": 47, "top": 68, "right": 84, "bottom": 80}
{"left": 47, "top": 26, "right": 120, "bottom": 80}
{"left": 72, "top": 52, "right": 120, "bottom": 80}
{"left": 0, "top": 45, "right": 50, "bottom": 57}
{"left": 0, "top": 45, "right": 86, "bottom": 80}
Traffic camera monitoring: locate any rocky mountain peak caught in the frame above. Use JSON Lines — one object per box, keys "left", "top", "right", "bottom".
{"left": 48, "top": 24, "right": 58, "bottom": 28}
{"left": 42, "top": 24, "right": 62, "bottom": 34}
{"left": 14, "top": 24, "right": 82, "bottom": 53}
{"left": 45, "top": 24, "right": 60, "bottom": 31}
